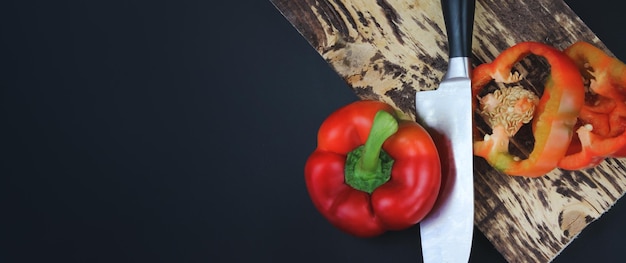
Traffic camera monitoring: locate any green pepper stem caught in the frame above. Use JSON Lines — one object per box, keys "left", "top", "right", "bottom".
{"left": 358, "top": 111, "right": 398, "bottom": 173}
{"left": 344, "top": 110, "right": 398, "bottom": 193}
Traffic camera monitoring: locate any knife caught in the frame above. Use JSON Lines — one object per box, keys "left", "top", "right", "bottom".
{"left": 416, "top": 0, "right": 476, "bottom": 262}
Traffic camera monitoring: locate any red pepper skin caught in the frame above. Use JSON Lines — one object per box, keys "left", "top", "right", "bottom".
{"left": 305, "top": 100, "right": 441, "bottom": 237}
{"left": 472, "top": 42, "right": 585, "bottom": 177}
{"left": 558, "top": 124, "right": 624, "bottom": 170}
{"left": 558, "top": 41, "right": 626, "bottom": 170}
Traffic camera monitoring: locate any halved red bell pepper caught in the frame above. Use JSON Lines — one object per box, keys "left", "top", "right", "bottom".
{"left": 558, "top": 41, "right": 626, "bottom": 170}
{"left": 304, "top": 100, "right": 441, "bottom": 237}
{"left": 472, "top": 41, "right": 585, "bottom": 177}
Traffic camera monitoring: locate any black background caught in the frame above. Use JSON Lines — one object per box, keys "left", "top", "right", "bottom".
{"left": 2, "top": 0, "right": 625, "bottom": 262}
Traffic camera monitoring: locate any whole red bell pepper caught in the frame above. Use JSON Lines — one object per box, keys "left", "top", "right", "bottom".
{"left": 304, "top": 100, "right": 441, "bottom": 238}
{"left": 472, "top": 41, "right": 585, "bottom": 177}
{"left": 558, "top": 41, "right": 626, "bottom": 170}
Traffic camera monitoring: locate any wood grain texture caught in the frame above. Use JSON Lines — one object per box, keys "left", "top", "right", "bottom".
{"left": 271, "top": 0, "right": 626, "bottom": 262}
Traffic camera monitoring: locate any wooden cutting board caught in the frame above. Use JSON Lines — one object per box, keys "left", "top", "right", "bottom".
{"left": 272, "top": 0, "right": 626, "bottom": 262}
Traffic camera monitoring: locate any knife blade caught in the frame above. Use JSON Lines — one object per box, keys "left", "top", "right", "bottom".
{"left": 416, "top": 0, "right": 476, "bottom": 262}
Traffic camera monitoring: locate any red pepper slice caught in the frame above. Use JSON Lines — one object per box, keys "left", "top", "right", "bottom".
{"left": 304, "top": 100, "right": 441, "bottom": 237}
{"left": 472, "top": 42, "right": 585, "bottom": 177}
{"left": 558, "top": 41, "right": 626, "bottom": 170}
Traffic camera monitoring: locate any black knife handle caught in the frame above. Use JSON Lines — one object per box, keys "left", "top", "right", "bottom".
{"left": 441, "top": 0, "right": 475, "bottom": 58}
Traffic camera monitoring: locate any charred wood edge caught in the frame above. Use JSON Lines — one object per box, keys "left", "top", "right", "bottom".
{"left": 271, "top": 0, "right": 626, "bottom": 262}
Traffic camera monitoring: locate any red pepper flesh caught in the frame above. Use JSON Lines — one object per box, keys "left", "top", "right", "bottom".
{"left": 472, "top": 42, "right": 585, "bottom": 177}
{"left": 558, "top": 41, "right": 626, "bottom": 170}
